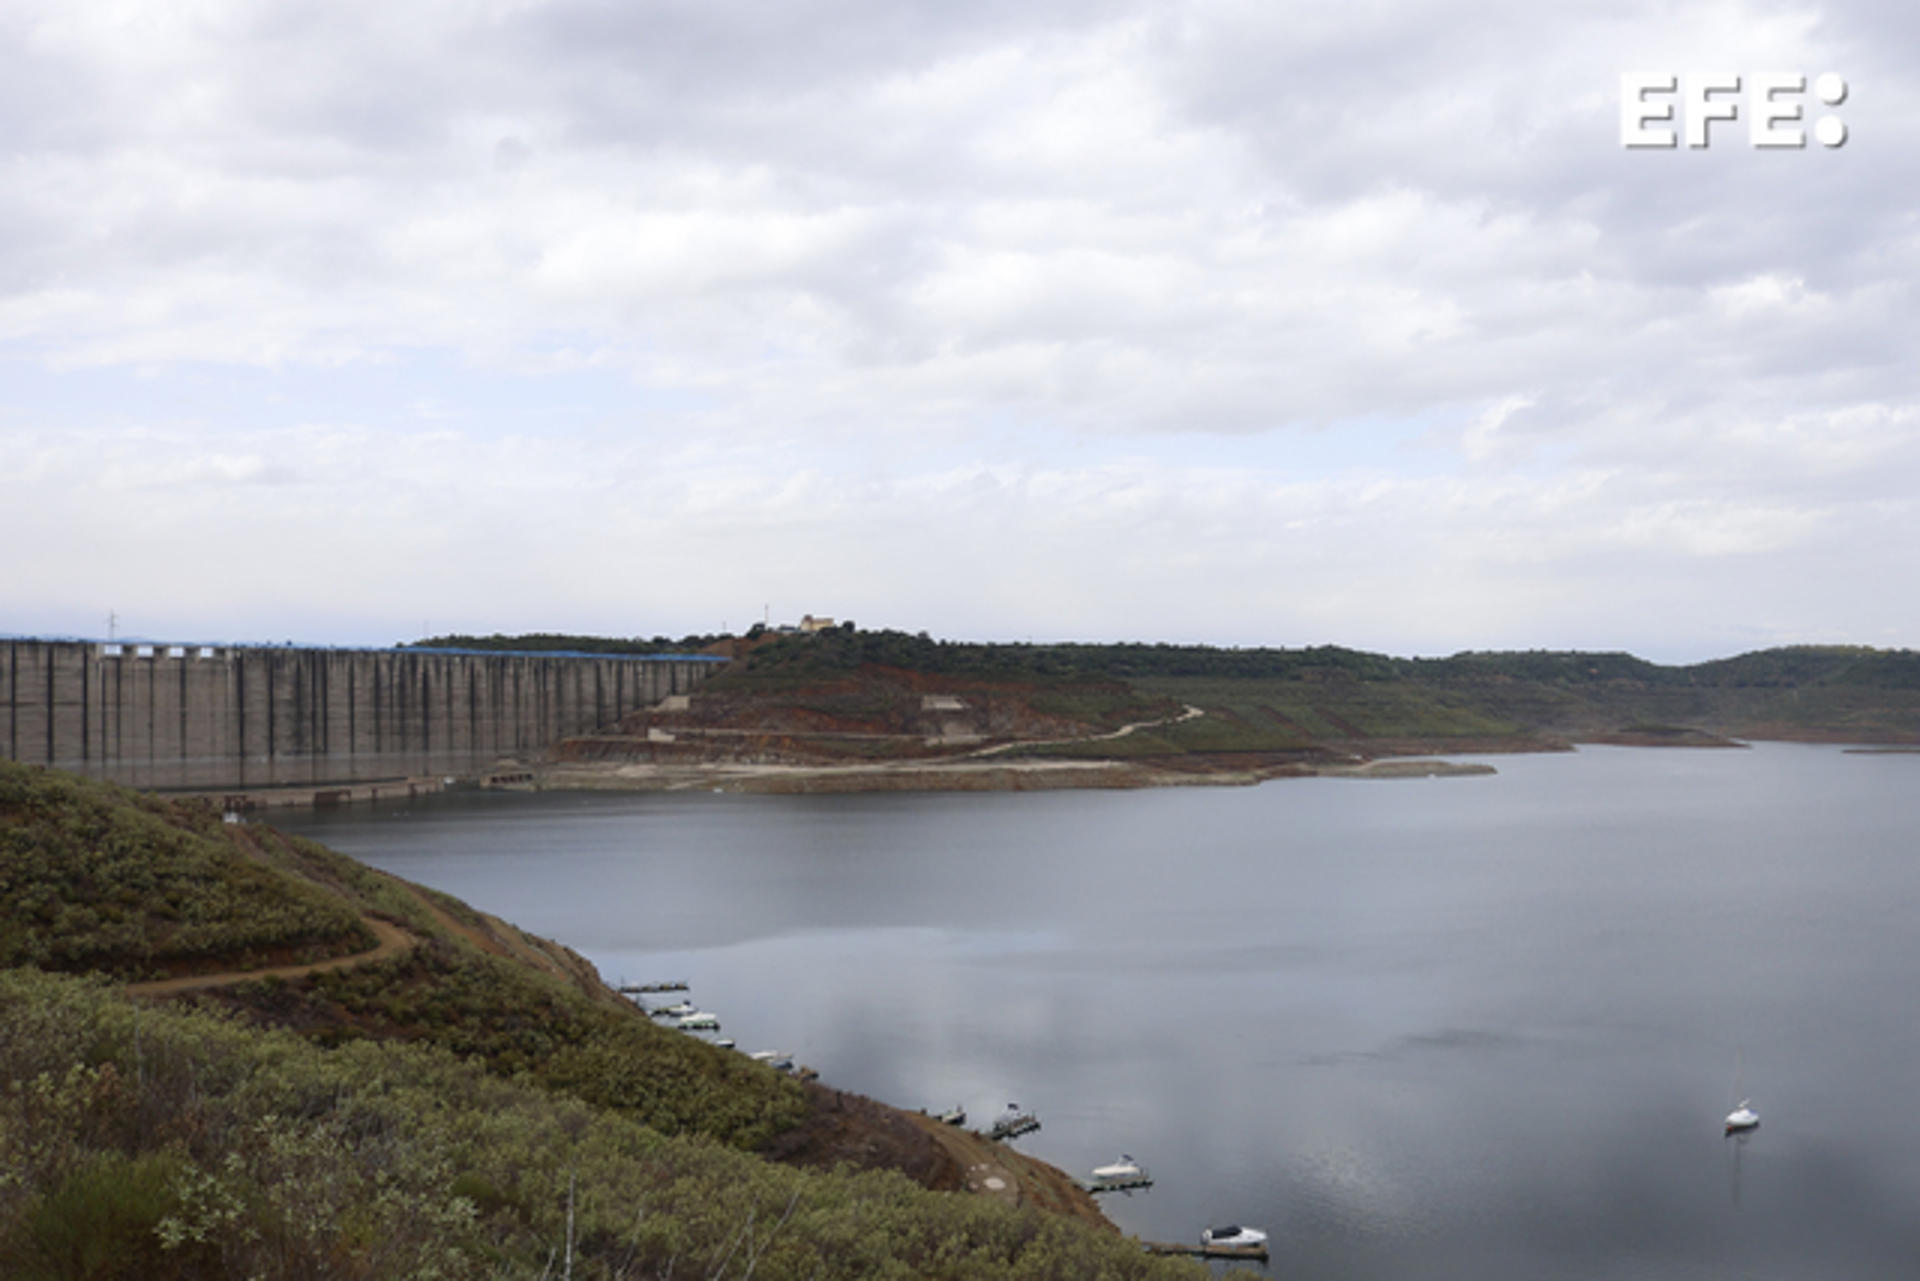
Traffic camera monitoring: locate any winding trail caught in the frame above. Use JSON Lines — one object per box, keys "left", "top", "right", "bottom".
{"left": 962, "top": 703, "right": 1205, "bottom": 758}
{"left": 123, "top": 821, "right": 431, "bottom": 998}
{"left": 120, "top": 816, "right": 619, "bottom": 1006}
{"left": 124, "top": 916, "right": 418, "bottom": 997}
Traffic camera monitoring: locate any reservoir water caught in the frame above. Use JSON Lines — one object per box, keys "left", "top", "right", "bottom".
{"left": 277, "top": 743, "right": 1920, "bottom": 1279}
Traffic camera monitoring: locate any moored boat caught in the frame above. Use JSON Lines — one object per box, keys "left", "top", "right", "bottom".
{"left": 1201, "top": 1224, "right": 1268, "bottom": 1252}
{"left": 1089, "top": 1154, "right": 1152, "bottom": 1191}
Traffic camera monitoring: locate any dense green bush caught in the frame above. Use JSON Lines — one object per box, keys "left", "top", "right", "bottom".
{"left": 0, "top": 764, "right": 372, "bottom": 980}
{"left": 283, "top": 937, "right": 808, "bottom": 1149}
{"left": 1, "top": 1149, "right": 198, "bottom": 1281}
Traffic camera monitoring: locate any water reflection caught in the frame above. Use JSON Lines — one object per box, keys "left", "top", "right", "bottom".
{"left": 1727, "top": 1128, "right": 1751, "bottom": 1208}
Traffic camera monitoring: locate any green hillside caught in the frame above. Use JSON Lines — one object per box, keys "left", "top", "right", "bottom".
{"left": 0, "top": 767, "right": 374, "bottom": 980}
{"left": 0, "top": 762, "right": 1204, "bottom": 1279}
{"left": 0, "top": 969, "right": 1196, "bottom": 1280}
{"left": 715, "top": 634, "right": 1920, "bottom": 753}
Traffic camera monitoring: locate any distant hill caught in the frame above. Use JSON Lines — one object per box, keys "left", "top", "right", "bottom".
{"left": 626, "top": 634, "right": 1920, "bottom": 774}
{"left": 0, "top": 762, "right": 1197, "bottom": 1280}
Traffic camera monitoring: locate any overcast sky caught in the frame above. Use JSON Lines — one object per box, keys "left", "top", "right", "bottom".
{"left": 3, "top": 1, "right": 1916, "bottom": 661}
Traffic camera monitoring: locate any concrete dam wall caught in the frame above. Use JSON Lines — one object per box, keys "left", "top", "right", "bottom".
{"left": 1, "top": 639, "right": 724, "bottom": 791}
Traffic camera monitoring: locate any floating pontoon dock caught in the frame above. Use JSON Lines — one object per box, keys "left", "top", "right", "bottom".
{"left": 1142, "top": 1240, "right": 1270, "bottom": 1261}
{"left": 986, "top": 1112, "right": 1041, "bottom": 1141}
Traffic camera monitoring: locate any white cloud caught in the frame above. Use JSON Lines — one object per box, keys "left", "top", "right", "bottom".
{"left": 1, "top": 0, "right": 1917, "bottom": 656}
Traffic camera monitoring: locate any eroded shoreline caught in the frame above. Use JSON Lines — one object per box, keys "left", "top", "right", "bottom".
{"left": 535, "top": 753, "right": 1500, "bottom": 795}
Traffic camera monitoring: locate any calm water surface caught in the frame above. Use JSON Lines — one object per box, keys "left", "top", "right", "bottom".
{"left": 279, "top": 744, "right": 1920, "bottom": 1279}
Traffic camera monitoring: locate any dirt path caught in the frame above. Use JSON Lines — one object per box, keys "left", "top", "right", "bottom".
{"left": 962, "top": 704, "right": 1205, "bottom": 759}
{"left": 124, "top": 917, "right": 417, "bottom": 997}
{"left": 118, "top": 820, "right": 432, "bottom": 997}
{"left": 125, "top": 822, "right": 613, "bottom": 1007}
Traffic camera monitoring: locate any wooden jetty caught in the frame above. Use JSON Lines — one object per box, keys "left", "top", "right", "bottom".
{"left": 1084, "top": 1172, "right": 1153, "bottom": 1193}
{"left": 1143, "top": 1240, "right": 1270, "bottom": 1261}
{"left": 986, "top": 1111, "right": 1041, "bottom": 1141}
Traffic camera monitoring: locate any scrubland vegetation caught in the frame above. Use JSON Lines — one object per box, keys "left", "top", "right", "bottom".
{"left": 0, "top": 761, "right": 1209, "bottom": 1278}
{"left": 281, "top": 937, "right": 809, "bottom": 1149}
{"left": 0, "top": 969, "right": 1199, "bottom": 1280}
{"left": 719, "top": 633, "right": 1920, "bottom": 749}
{"left": 0, "top": 767, "right": 372, "bottom": 980}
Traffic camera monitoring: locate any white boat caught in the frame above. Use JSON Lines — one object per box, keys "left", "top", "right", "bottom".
{"left": 1201, "top": 1225, "right": 1269, "bottom": 1251}
{"left": 676, "top": 1011, "right": 720, "bottom": 1031}
{"left": 934, "top": 1106, "right": 966, "bottom": 1126}
{"left": 1089, "top": 1154, "right": 1152, "bottom": 1191}
{"left": 749, "top": 1050, "right": 794, "bottom": 1071}
{"left": 652, "top": 1000, "right": 697, "bottom": 1018}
